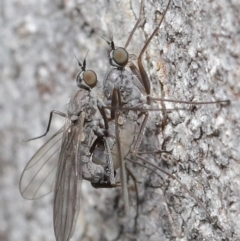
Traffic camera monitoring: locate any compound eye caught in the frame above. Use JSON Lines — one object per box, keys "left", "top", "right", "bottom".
{"left": 113, "top": 47, "right": 128, "bottom": 67}
{"left": 83, "top": 70, "right": 97, "bottom": 88}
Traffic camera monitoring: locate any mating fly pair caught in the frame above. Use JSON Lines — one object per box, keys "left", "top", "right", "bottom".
{"left": 19, "top": 0, "right": 230, "bottom": 240}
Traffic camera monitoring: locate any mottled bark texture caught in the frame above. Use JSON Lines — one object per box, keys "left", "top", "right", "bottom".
{"left": 1, "top": 0, "right": 239, "bottom": 240}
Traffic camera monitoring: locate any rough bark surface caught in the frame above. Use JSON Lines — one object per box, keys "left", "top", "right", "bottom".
{"left": 1, "top": 0, "right": 239, "bottom": 241}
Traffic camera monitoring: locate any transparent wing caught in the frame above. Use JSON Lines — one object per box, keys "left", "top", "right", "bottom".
{"left": 53, "top": 112, "right": 84, "bottom": 241}
{"left": 19, "top": 127, "right": 64, "bottom": 199}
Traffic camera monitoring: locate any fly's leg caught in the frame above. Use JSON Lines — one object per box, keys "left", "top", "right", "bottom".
{"left": 126, "top": 155, "right": 215, "bottom": 223}
{"left": 91, "top": 182, "right": 121, "bottom": 188}
{"left": 129, "top": 0, "right": 229, "bottom": 106}
{"left": 97, "top": 100, "right": 109, "bottom": 130}
{"left": 130, "top": 109, "right": 173, "bottom": 156}
{"left": 97, "top": 101, "right": 116, "bottom": 185}
{"left": 121, "top": 0, "right": 179, "bottom": 101}
{"left": 127, "top": 158, "right": 179, "bottom": 240}
{"left": 115, "top": 114, "right": 129, "bottom": 215}
{"left": 131, "top": 109, "right": 148, "bottom": 155}
{"left": 126, "top": 165, "right": 139, "bottom": 234}
{"left": 131, "top": 0, "right": 230, "bottom": 106}
{"left": 150, "top": 97, "right": 230, "bottom": 105}
{"left": 99, "top": 90, "right": 142, "bottom": 216}
{"left": 126, "top": 155, "right": 223, "bottom": 231}
{"left": 24, "top": 110, "right": 66, "bottom": 141}
{"left": 103, "top": 137, "right": 116, "bottom": 185}
{"left": 133, "top": 0, "right": 172, "bottom": 98}
{"left": 112, "top": 88, "right": 130, "bottom": 215}
{"left": 124, "top": 0, "right": 145, "bottom": 49}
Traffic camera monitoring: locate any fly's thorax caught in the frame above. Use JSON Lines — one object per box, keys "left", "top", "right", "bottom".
{"left": 90, "top": 81, "right": 104, "bottom": 100}
{"left": 67, "top": 89, "right": 90, "bottom": 116}
{"left": 103, "top": 68, "right": 122, "bottom": 100}
{"left": 104, "top": 68, "right": 146, "bottom": 106}
{"left": 68, "top": 89, "right": 102, "bottom": 124}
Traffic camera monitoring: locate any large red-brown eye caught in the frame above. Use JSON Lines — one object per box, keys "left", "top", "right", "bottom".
{"left": 113, "top": 47, "right": 128, "bottom": 67}
{"left": 83, "top": 70, "right": 97, "bottom": 88}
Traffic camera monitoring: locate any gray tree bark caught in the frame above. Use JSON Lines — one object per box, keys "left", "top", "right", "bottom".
{"left": 1, "top": 0, "right": 239, "bottom": 241}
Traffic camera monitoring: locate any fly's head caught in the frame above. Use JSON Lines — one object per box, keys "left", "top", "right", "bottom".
{"left": 76, "top": 67, "right": 97, "bottom": 91}
{"left": 74, "top": 51, "right": 98, "bottom": 90}
{"left": 107, "top": 39, "right": 128, "bottom": 69}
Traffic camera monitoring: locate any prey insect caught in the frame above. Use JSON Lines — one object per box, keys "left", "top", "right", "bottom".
{"left": 101, "top": 0, "right": 230, "bottom": 227}
{"left": 19, "top": 54, "right": 116, "bottom": 241}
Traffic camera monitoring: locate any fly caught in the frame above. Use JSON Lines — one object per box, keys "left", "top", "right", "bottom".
{"left": 19, "top": 54, "right": 113, "bottom": 241}
{"left": 101, "top": 0, "right": 230, "bottom": 226}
